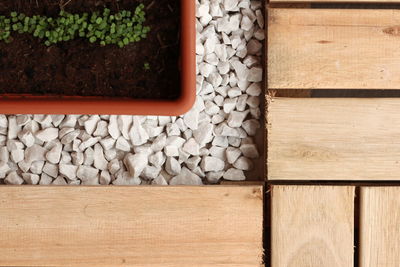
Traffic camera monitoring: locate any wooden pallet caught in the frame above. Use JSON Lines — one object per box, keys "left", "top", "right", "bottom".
{"left": 267, "top": 3, "right": 400, "bottom": 267}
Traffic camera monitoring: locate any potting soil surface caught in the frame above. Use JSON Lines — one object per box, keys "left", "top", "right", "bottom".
{"left": 0, "top": 0, "right": 180, "bottom": 99}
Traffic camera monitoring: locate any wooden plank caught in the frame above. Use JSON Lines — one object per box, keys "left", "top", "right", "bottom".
{"left": 271, "top": 186, "right": 355, "bottom": 267}
{"left": 0, "top": 186, "right": 263, "bottom": 267}
{"left": 360, "top": 187, "right": 400, "bottom": 267}
{"left": 268, "top": 9, "right": 400, "bottom": 89}
{"left": 267, "top": 97, "right": 400, "bottom": 180}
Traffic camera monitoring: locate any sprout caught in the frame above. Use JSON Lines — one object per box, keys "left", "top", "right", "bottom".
{"left": 0, "top": 5, "right": 150, "bottom": 47}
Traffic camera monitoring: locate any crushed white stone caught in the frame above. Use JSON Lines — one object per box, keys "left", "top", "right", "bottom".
{"left": 0, "top": 0, "right": 262, "bottom": 185}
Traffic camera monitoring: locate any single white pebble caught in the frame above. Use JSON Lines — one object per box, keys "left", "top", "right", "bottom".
{"left": 18, "top": 130, "right": 35, "bottom": 147}
{"left": 83, "top": 147, "right": 94, "bottom": 166}
{"left": 115, "top": 136, "right": 131, "bottom": 152}
{"left": 59, "top": 127, "right": 74, "bottom": 139}
{"left": 185, "top": 156, "right": 201, "bottom": 170}
{"left": 100, "top": 170, "right": 111, "bottom": 185}
{"left": 246, "top": 83, "right": 261, "bottom": 96}
{"left": 212, "top": 136, "right": 229, "bottom": 148}
{"left": 206, "top": 171, "right": 224, "bottom": 184}
{"left": 226, "top": 147, "right": 242, "bottom": 164}
{"left": 79, "top": 137, "right": 100, "bottom": 151}
{"left": 166, "top": 123, "right": 181, "bottom": 137}
{"left": 11, "top": 149, "right": 24, "bottom": 163}
{"left": 35, "top": 127, "right": 59, "bottom": 143}
{"left": 25, "top": 144, "right": 47, "bottom": 164}
{"left": 142, "top": 165, "right": 161, "bottom": 180}
{"left": 227, "top": 110, "right": 250, "bottom": 128}
{"left": 152, "top": 175, "right": 168, "bottom": 185}
{"left": 77, "top": 165, "right": 99, "bottom": 184}
{"left": 60, "top": 151, "right": 72, "bottom": 164}
{"left": 233, "top": 156, "right": 253, "bottom": 170}
{"left": 183, "top": 108, "right": 199, "bottom": 130}
{"left": 59, "top": 164, "right": 78, "bottom": 181}
{"left": 104, "top": 148, "right": 117, "bottom": 162}
{"left": 112, "top": 171, "right": 141, "bottom": 185}
{"left": 100, "top": 137, "right": 116, "bottom": 151}
{"left": 124, "top": 153, "right": 148, "bottom": 178}
{"left": 51, "top": 115, "right": 65, "bottom": 127}
{"left": 118, "top": 115, "right": 132, "bottom": 140}
{"left": 247, "top": 66, "right": 263, "bottom": 82}
{"left": 169, "top": 167, "right": 203, "bottom": 185}
{"left": 199, "top": 147, "right": 210, "bottom": 156}
{"left": 34, "top": 115, "right": 52, "bottom": 128}
{"left": 164, "top": 145, "right": 179, "bottom": 157}
{"left": 0, "top": 147, "right": 9, "bottom": 162}
{"left": 108, "top": 159, "right": 120, "bottom": 175}
{"left": 223, "top": 168, "right": 246, "bottom": 181}
{"left": 129, "top": 117, "right": 149, "bottom": 146}
{"left": 22, "top": 173, "right": 39, "bottom": 185}
{"left": 16, "top": 115, "right": 30, "bottom": 127}
{"left": 182, "top": 138, "right": 200, "bottom": 156}
{"left": 0, "top": 160, "right": 11, "bottom": 178}
{"left": 93, "top": 120, "right": 109, "bottom": 138}
{"left": 256, "top": 10, "right": 264, "bottom": 28}
{"left": 5, "top": 171, "right": 23, "bottom": 184}
{"left": 200, "top": 156, "right": 225, "bottom": 172}
{"left": 7, "top": 116, "right": 21, "bottom": 140}
{"left": 166, "top": 136, "right": 186, "bottom": 148}
{"left": 108, "top": 115, "right": 121, "bottom": 139}
{"left": 236, "top": 94, "right": 248, "bottom": 112}
{"left": 242, "top": 119, "right": 260, "bottom": 136}
{"left": 68, "top": 180, "right": 81, "bottom": 185}
{"left": 71, "top": 151, "right": 84, "bottom": 166}
{"left": 149, "top": 151, "right": 166, "bottom": 168}
{"left": 52, "top": 176, "right": 67, "bottom": 185}
{"left": 43, "top": 162, "right": 59, "bottom": 178}
{"left": 165, "top": 157, "right": 181, "bottom": 176}
{"left": 193, "top": 122, "right": 213, "bottom": 146}
{"left": 61, "top": 129, "right": 80, "bottom": 145}
{"left": 240, "top": 143, "right": 259, "bottom": 158}
{"left": 223, "top": 98, "right": 237, "bottom": 113}
{"left": 250, "top": 108, "right": 261, "bottom": 119}
{"left": 38, "top": 173, "right": 53, "bottom": 185}
{"left": 59, "top": 115, "right": 77, "bottom": 128}
{"left": 94, "top": 144, "right": 108, "bottom": 171}
{"left": 151, "top": 133, "right": 167, "bottom": 152}
{"left": 212, "top": 114, "right": 225, "bottom": 124}
{"left": 83, "top": 115, "right": 100, "bottom": 135}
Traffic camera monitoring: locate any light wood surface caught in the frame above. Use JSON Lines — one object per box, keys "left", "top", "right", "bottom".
{"left": 267, "top": 97, "right": 400, "bottom": 180}
{"left": 271, "top": 186, "right": 355, "bottom": 267}
{"left": 268, "top": 8, "right": 400, "bottom": 89}
{"left": 360, "top": 187, "right": 400, "bottom": 267}
{"left": 0, "top": 186, "right": 264, "bottom": 267}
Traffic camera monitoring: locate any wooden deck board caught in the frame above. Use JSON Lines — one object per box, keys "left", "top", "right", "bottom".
{"left": 267, "top": 97, "right": 400, "bottom": 180}
{"left": 360, "top": 187, "right": 400, "bottom": 267}
{"left": 0, "top": 186, "right": 264, "bottom": 267}
{"left": 271, "top": 186, "right": 355, "bottom": 267}
{"left": 268, "top": 8, "right": 400, "bottom": 89}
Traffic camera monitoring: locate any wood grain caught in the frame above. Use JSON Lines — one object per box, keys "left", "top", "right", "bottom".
{"left": 271, "top": 186, "right": 355, "bottom": 267}
{"left": 267, "top": 97, "right": 400, "bottom": 180}
{"left": 268, "top": 9, "right": 400, "bottom": 89}
{"left": 360, "top": 187, "right": 400, "bottom": 267}
{"left": 0, "top": 186, "right": 263, "bottom": 267}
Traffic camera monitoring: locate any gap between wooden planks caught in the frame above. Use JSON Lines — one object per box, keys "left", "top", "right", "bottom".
{"left": 268, "top": 8, "right": 400, "bottom": 89}
{"left": 0, "top": 186, "right": 264, "bottom": 267}
{"left": 267, "top": 97, "right": 400, "bottom": 180}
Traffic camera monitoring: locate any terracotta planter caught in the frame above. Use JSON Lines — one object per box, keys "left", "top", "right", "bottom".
{"left": 0, "top": 0, "right": 196, "bottom": 116}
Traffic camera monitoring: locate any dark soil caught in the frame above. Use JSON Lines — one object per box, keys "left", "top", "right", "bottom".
{"left": 0, "top": 0, "right": 180, "bottom": 99}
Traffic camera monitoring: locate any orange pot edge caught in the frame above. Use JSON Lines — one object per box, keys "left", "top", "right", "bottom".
{"left": 0, "top": 0, "right": 196, "bottom": 116}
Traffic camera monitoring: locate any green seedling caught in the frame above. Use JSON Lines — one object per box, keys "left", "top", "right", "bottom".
{"left": 0, "top": 4, "right": 150, "bottom": 47}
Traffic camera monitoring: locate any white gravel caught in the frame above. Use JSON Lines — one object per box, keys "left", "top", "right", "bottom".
{"left": 0, "top": 0, "right": 263, "bottom": 185}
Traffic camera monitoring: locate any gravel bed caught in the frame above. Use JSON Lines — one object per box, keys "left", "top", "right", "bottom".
{"left": 0, "top": 0, "right": 264, "bottom": 185}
